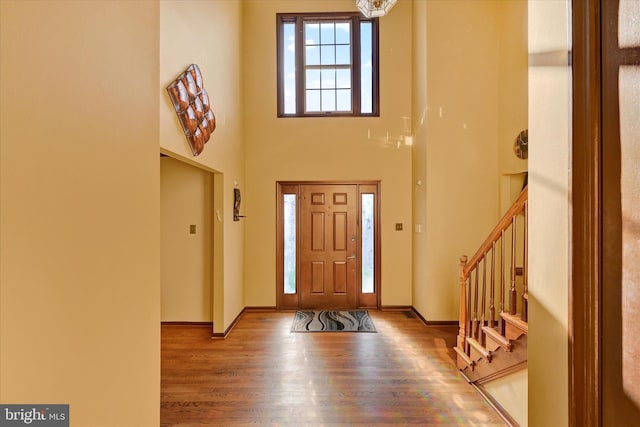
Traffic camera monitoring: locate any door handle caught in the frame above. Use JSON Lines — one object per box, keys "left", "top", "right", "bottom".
{"left": 346, "top": 255, "right": 356, "bottom": 260}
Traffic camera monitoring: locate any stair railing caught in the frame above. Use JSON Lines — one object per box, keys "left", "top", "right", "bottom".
{"left": 455, "top": 186, "right": 528, "bottom": 368}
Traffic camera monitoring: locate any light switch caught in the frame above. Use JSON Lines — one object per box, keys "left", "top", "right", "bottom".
{"left": 395, "top": 223, "right": 403, "bottom": 231}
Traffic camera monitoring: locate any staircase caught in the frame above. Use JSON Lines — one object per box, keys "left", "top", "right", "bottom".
{"left": 454, "top": 186, "right": 528, "bottom": 384}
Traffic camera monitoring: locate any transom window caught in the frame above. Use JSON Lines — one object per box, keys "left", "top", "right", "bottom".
{"left": 277, "top": 13, "right": 379, "bottom": 117}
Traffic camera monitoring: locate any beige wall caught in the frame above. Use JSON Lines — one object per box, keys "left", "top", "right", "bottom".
{"left": 161, "top": 157, "right": 213, "bottom": 322}
{"left": 0, "top": 1, "right": 160, "bottom": 425}
{"left": 484, "top": 368, "right": 529, "bottom": 426}
{"left": 498, "top": 1, "right": 529, "bottom": 179}
{"left": 414, "top": 0, "right": 520, "bottom": 321}
{"left": 412, "top": 0, "right": 428, "bottom": 315}
{"left": 412, "top": 2, "right": 528, "bottom": 421}
{"left": 527, "top": 1, "right": 570, "bottom": 426}
{"left": 160, "top": 0, "right": 245, "bottom": 332}
{"left": 242, "top": 0, "right": 413, "bottom": 307}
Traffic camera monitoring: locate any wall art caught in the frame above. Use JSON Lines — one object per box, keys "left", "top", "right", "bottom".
{"left": 166, "top": 64, "right": 215, "bottom": 156}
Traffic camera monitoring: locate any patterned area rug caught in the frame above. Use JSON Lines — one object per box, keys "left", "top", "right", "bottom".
{"left": 291, "top": 310, "right": 377, "bottom": 332}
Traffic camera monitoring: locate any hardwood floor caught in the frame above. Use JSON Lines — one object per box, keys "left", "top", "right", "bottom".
{"left": 161, "top": 311, "right": 508, "bottom": 426}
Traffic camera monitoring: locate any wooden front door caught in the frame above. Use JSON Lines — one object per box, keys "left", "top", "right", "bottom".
{"left": 277, "top": 181, "right": 380, "bottom": 310}
{"left": 299, "top": 184, "right": 357, "bottom": 309}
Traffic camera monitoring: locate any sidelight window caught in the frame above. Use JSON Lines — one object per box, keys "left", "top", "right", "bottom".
{"left": 361, "top": 193, "right": 375, "bottom": 293}
{"left": 283, "top": 194, "right": 297, "bottom": 294}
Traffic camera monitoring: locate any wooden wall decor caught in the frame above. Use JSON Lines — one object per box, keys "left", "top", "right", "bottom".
{"left": 166, "top": 64, "right": 215, "bottom": 156}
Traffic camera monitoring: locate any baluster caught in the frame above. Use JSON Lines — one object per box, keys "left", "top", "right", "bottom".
{"left": 466, "top": 276, "right": 472, "bottom": 354}
{"left": 510, "top": 216, "right": 517, "bottom": 315}
{"left": 499, "top": 230, "right": 506, "bottom": 335}
{"left": 457, "top": 256, "right": 468, "bottom": 354}
{"left": 489, "top": 242, "right": 496, "bottom": 328}
{"left": 522, "top": 201, "right": 529, "bottom": 321}
{"left": 472, "top": 267, "right": 479, "bottom": 342}
{"left": 480, "top": 256, "right": 487, "bottom": 341}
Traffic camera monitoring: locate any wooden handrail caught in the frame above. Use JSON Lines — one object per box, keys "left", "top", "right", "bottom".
{"left": 462, "top": 186, "right": 528, "bottom": 279}
{"left": 456, "top": 186, "right": 529, "bottom": 372}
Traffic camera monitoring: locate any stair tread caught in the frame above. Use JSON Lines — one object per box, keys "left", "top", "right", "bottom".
{"left": 482, "top": 326, "right": 512, "bottom": 351}
{"left": 454, "top": 346, "right": 474, "bottom": 368}
{"left": 501, "top": 312, "right": 528, "bottom": 333}
{"left": 483, "top": 326, "right": 509, "bottom": 342}
{"left": 467, "top": 337, "right": 492, "bottom": 360}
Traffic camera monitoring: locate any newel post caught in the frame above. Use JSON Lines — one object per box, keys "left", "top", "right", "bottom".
{"left": 458, "top": 255, "right": 468, "bottom": 353}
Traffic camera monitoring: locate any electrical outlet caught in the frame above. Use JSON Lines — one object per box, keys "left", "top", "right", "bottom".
{"left": 190, "top": 225, "right": 196, "bottom": 234}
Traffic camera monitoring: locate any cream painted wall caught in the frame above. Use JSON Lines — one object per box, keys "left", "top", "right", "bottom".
{"left": 412, "top": 3, "right": 528, "bottom": 420}
{"left": 490, "top": 3, "right": 529, "bottom": 420}
{"left": 412, "top": 0, "right": 428, "bottom": 313}
{"left": 242, "top": 0, "right": 413, "bottom": 307}
{"left": 484, "top": 368, "right": 529, "bottom": 426}
{"left": 160, "top": 0, "right": 245, "bottom": 332}
{"left": 161, "top": 157, "right": 212, "bottom": 322}
{"left": 498, "top": 0, "right": 529, "bottom": 179}
{"left": 0, "top": 1, "right": 160, "bottom": 425}
{"left": 413, "top": 0, "right": 505, "bottom": 321}
{"left": 527, "top": 1, "right": 570, "bottom": 426}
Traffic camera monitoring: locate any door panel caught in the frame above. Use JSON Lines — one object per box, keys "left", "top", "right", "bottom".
{"left": 300, "top": 184, "right": 357, "bottom": 309}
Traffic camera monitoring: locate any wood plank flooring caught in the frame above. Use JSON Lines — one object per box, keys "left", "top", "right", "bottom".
{"left": 161, "top": 311, "right": 507, "bottom": 426}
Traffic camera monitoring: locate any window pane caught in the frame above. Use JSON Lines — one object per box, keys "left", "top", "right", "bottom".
{"left": 306, "top": 90, "right": 321, "bottom": 112}
{"left": 335, "top": 22, "right": 350, "bottom": 44}
{"left": 336, "top": 45, "right": 351, "bottom": 65}
{"left": 277, "top": 13, "right": 378, "bottom": 117}
{"left": 320, "top": 22, "right": 334, "bottom": 44}
{"left": 321, "top": 45, "right": 335, "bottom": 65}
{"left": 305, "top": 23, "right": 319, "bottom": 46}
{"left": 360, "top": 21, "right": 373, "bottom": 114}
{"left": 336, "top": 89, "right": 352, "bottom": 111}
{"left": 336, "top": 69, "right": 351, "bottom": 89}
{"left": 321, "top": 68, "right": 336, "bottom": 89}
{"left": 284, "top": 194, "right": 297, "bottom": 294}
{"left": 306, "top": 69, "right": 320, "bottom": 89}
{"left": 321, "top": 90, "right": 336, "bottom": 111}
{"left": 306, "top": 45, "right": 319, "bottom": 66}
{"left": 283, "top": 22, "right": 296, "bottom": 114}
{"left": 362, "top": 194, "right": 374, "bottom": 293}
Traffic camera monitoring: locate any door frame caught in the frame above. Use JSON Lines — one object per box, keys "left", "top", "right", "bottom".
{"left": 570, "top": 1, "right": 602, "bottom": 424}
{"left": 276, "top": 181, "right": 381, "bottom": 310}
{"left": 571, "top": 0, "right": 640, "bottom": 424}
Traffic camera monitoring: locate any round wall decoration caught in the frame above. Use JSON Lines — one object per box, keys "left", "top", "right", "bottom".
{"left": 513, "top": 129, "right": 528, "bottom": 159}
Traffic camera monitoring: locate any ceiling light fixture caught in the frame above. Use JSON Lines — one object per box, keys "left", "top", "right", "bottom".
{"left": 356, "top": 0, "right": 397, "bottom": 18}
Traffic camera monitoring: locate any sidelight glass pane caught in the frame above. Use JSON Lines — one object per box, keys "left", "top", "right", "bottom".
{"left": 360, "top": 21, "right": 373, "bottom": 114}
{"left": 362, "top": 194, "right": 374, "bottom": 293}
{"left": 284, "top": 194, "right": 297, "bottom": 294}
{"left": 283, "top": 22, "right": 296, "bottom": 114}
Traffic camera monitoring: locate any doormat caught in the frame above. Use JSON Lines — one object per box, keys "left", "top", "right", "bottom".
{"left": 291, "top": 310, "right": 377, "bottom": 332}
